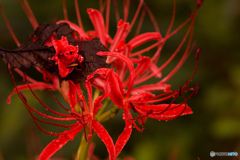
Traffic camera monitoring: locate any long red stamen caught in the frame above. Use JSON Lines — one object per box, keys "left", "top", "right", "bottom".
{"left": 160, "top": 7, "right": 200, "bottom": 83}
{"left": 130, "top": 39, "right": 164, "bottom": 57}
{"left": 166, "top": 0, "right": 176, "bottom": 36}
{"left": 154, "top": 96, "right": 179, "bottom": 115}
{"left": 0, "top": 3, "right": 20, "bottom": 47}
{"left": 19, "top": 0, "right": 38, "bottom": 29}
{"left": 62, "top": 0, "right": 68, "bottom": 20}
{"left": 47, "top": 90, "right": 70, "bottom": 112}
{"left": 181, "top": 48, "right": 200, "bottom": 90}
{"left": 8, "top": 64, "right": 75, "bottom": 122}
{"left": 129, "top": 103, "right": 145, "bottom": 132}
{"left": 85, "top": 81, "right": 93, "bottom": 114}
{"left": 134, "top": 16, "right": 194, "bottom": 85}
{"left": 74, "top": 0, "right": 84, "bottom": 30}
{"left": 33, "top": 117, "right": 78, "bottom": 128}
{"left": 105, "top": 0, "right": 110, "bottom": 35}
{"left": 112, "top": 0, "right": 120, "bottom": 23}
{"left": 124, "top": 0, "right": 143, "bottom": 39}
{"left": 151, "top": 0, "right": 176, "bottom": 64}
{"left": 144, "top": 3, "right": 160, "bottom": 33}
{"left": 151, "top": 43, "right": 164, "bottom": 65}
{"left": 160, "top": 28, "right": 194, "bottom": 84}
{"left": 153, "top": 89, "right": 196, "bottom": 120}
{"left": 14, "top": 68, "right": 37, "bottom": 83}
{"left": 134, "top": 7, "right": 146, "bottom": 37}
{"left": 70, "top": 81, "right": 89, "bottom": 113}
{"left": 9, "top": 66, "right": 87, "bottom": 138}
{"left": 99, "top": 0, "right": 106, "bottom": 14}
{"left": 194, "top": 83, "right": 200, "bottom": 96}
{"left": 125, "top": 109, "right": 144, "bottom": 132}
{"left": 123, "top": 0, "right": 130, "bottom": 22}
{"left": 146, "top": 93, "right": 178, "bottom": 104}
{"left": 28, "top": 106, "right": 81, "bottom": 136}
{"left": 153, "top": 86, "right": 196, "bottom": 115}
{"left": 25, "top": 82, "right": 74, "bottom": 118}
{"left": 19, "top": 92, "right": 27, "bottom": 102}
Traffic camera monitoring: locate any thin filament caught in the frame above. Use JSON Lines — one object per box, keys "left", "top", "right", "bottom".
{"left": 62, "top": 0, "right": 68, "bottom": 20}
{"left": 74, "top": 0, "right": 84, "bottom": 30}
{"left": 0, "top": 4, "right": 20, "bottom": 47}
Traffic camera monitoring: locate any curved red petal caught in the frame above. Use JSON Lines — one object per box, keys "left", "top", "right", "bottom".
{"left": 58, "top": 60, "right": 72, "bottom": 78}
{"left": 92, "top": 120, "right": 115, "bottom": 160}
{"left": 149, "top": 62, "right": 162, "bottom": 78}
{"left": 39, "top": 123, "right": 83, "bottom": 160}
{"left": 86, "top": 68, "right": 109, "bottom": 81}
{"left": 128, "top": 92, "right": 155, "bottom": 102}
{"left": 97, "top": 52, "right": 134, "bottom": 99}
{"left": 93, "top": 94, "right": 105, "bottom": 114}
{"left": 89, "top": 75, "right": 106, "bottom": 91}
{"left": 131, "top": 83, "right": 171, "bottom": 95}
{"left": 115, "top": 113, "right": 132, "bottom": 157}
{"left": 136, "top": 104, "right": 193, "bottom": 120}
{"left": 87, "top": 68, "right": 124, "bottom": 108}
{"left": 134, "top": 56, "right": 151, "bottom": 79}
{"left": 87, "top": 9, "right": 107, "bottom": 46}
{"left": 109, "top": 19, "right": 129, "bottom": 52}
{"left": 105, "top": 69, "right": 124, "bottom": 107}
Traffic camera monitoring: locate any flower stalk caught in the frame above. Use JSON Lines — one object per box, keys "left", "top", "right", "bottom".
{"left": 75, "top": 127, "right": 92, "bottom": 160}
{"left": 97, "top": 105, "right": 120, "bottom": 123}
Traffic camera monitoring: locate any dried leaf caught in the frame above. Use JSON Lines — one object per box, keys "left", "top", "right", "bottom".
{"left": 0, "top": 22, "right": 110, "bottom": 83}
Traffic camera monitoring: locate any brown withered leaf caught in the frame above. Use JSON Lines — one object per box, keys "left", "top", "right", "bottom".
{"left": 0, "top": 22, "right": 110, "bottom": 83}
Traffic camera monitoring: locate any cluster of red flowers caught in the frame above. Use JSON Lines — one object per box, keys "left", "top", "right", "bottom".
{"left": 0, "top": 0, "right": 202, "bottom": 159}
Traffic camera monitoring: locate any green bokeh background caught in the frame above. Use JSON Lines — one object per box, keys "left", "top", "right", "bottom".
{"left": 0, "top": 0, "right": 240, "bottom": 160}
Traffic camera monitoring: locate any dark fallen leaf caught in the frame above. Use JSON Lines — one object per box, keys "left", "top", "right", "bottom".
{"left": 0, "top": 22, "right": 110, "bottom": 83}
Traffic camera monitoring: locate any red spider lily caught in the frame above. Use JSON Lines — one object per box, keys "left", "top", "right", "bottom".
{"left": 7, "top": 63, "right": 116, "bottom": 160}
{"left": 60, "top": 0, "right": 202, "bottom": 96}
{"left": 0, "top": 0, "right": 203, "bottom": 159}
{"left": 86, "top": 49, "right": 200, "bottom": 156}
{"left": 74, "top": 0, "right": 202, "bottom": 156}
{"left": 50, "top": 37, "right": 84, "bottom": 78}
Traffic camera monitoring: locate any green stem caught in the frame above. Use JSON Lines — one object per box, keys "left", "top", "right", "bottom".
{"left": 97, "top": 105, "right": 120, "bottom": 123}
{"left": 96, "top": 97, "right": 111, "bottom": 117}
{"left": 75, "top": 102, "right": 120, "bottom": 160}
{"left": 93, "top": 89, "right": 100, "bottom": 102}
{"left": 75, "top": 127, "right": 91, "bottom": 160}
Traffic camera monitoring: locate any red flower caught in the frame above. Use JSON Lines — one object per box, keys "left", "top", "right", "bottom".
{"left": 0, "top": 0, "right": 203, "bottom": 159}
{"left": 7, "top": 64, "right": 116, "bottom": 159}
{"left": 76, "top": 0, "right": 201, "bottom": 156}
{"left": 51, "top": 37, "right": 84, "bottom": 78}
{"left": 87, "top": 49, "right": 199, "bottom": 156}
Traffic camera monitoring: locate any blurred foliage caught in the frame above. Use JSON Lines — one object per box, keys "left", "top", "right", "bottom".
{"left": 0, "top": 0, "right": 240, "bottom": 160}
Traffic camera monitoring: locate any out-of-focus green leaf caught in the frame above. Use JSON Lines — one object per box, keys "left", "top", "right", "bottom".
{"left": 210, "top": 118, "right": 240, "bottom": 139}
